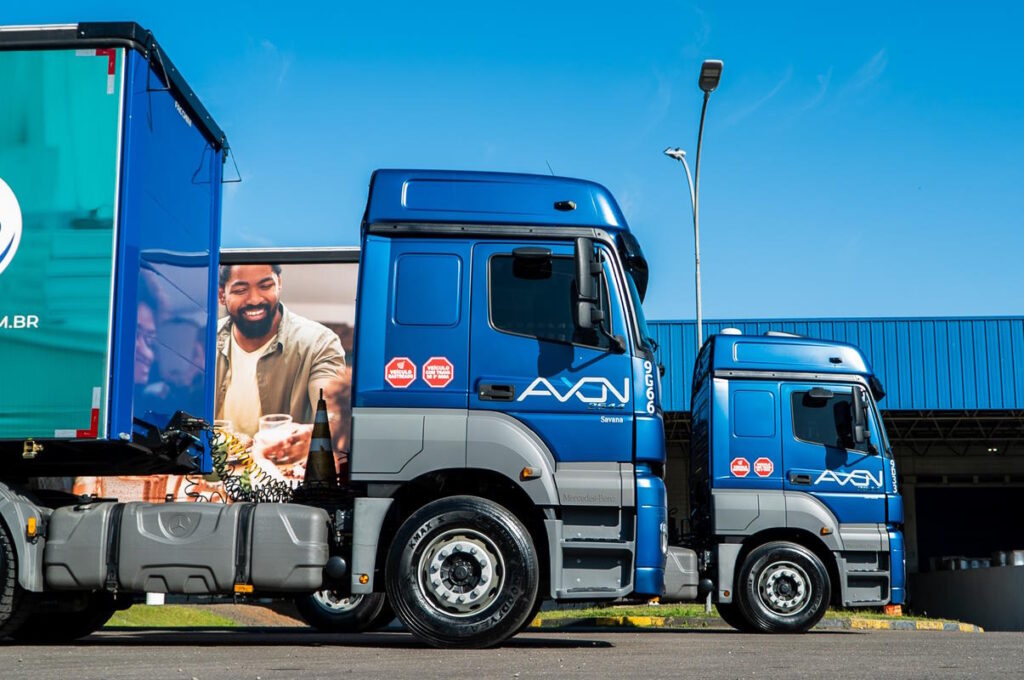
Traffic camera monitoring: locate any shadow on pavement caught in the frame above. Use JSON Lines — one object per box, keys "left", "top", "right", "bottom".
{"left": 3, "top": 628, "right": 614, "bottom": 650}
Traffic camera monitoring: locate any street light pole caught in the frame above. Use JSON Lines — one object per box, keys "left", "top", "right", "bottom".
{"left": 664, "top": 59, "right": 722, "bottom": 354}
{"left": 663, "top": 147, "right": 700, "bottom": 348}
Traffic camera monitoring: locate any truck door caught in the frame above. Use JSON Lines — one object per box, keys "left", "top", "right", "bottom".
{"left": 716, "top": 381, "right": 782, "bottom": 490}
{"left": 781, "top": 383, "right": 886, "bottom": 524}
{"left": 468, "top": 241, "right": 633, "bottom": 463}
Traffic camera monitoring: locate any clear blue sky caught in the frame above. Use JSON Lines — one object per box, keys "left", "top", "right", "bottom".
{"left": 10, "top": 2, "right": 1024, "bottom": 320}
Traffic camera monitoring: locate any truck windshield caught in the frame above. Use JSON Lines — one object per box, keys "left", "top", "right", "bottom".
{"left": 625, "top": 271, "right": 657, "bottom": 351}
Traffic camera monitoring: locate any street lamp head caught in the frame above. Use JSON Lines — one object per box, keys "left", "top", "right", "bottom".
{"left": 698, "top": 59, "right": 723, "bottom": 94}
{"left": 664, "top": 147, "right": 687, "bottom": 163}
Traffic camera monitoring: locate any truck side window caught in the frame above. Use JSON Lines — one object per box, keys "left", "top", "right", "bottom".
{"left": 791, "top": 391, "right": 869, "bottom": 453}
{"left": 489, "top": 254, "right": 608, "bottom": 349}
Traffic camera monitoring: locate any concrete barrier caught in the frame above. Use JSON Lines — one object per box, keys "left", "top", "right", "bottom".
{"left": 910, "top": 565, "right": 1024, "bottom": 631}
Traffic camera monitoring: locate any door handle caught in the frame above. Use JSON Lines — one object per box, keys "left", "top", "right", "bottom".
{"left": 788, "top": 472, "right": 813, "bottom": 485}
{"left": 479, "top": 383, "right": 515, "bottom": 401}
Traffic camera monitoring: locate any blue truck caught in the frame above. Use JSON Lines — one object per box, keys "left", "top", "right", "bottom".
{"left": 0, "top": 23, "right": 904, "bottom": 648}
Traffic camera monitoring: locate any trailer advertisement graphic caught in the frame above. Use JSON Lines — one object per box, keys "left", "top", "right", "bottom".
{"left": 77, "top": 260, "right": 360, "bottom": 502}
{"left": 0, "top": 178, "right": 22, "bottom": 276}
{"left": 0, "top": 48, "right": 122, "bottom": 438}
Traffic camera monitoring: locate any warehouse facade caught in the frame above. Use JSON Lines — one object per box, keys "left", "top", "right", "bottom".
{"left": 649, "top": 316, "right": 1024, "bottom": 574}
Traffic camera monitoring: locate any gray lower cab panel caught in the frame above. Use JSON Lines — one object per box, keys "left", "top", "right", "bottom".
{"left": 44, "top": 502, "right": 328, "bottom": 594}
{"left": 546, "top": 463, "right": 637, "bottom": 600}
{"left": 832, "top": 524, "right": 891, "bottom": 606}
{"left": 349, "top": 408, "right": 466, "bottom": 476}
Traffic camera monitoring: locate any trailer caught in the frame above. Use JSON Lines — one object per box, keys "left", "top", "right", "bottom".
{"left": 0, "top": 23, "right": 328, "bottom": 641}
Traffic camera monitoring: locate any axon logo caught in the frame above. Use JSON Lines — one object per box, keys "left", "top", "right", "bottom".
{"left": 518, "top": 376, "right": 630, "bottom": 405}
{"left": 814, "top": 469, "right": 883, "bottom": 489}
{"left": 0, "top": 178, "right": 23, "bottom": 276}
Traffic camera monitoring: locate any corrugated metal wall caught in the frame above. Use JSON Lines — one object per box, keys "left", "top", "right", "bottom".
{"left": 649, "top": 317, "right": 1024, "bottom": 413}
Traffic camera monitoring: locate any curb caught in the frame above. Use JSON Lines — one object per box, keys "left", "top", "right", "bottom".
{"left": 529, "top": 615, "right": 983, "bottom": 634}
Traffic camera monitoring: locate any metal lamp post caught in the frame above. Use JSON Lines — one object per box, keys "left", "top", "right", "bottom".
{"left": 665, "top": 59, "right": 723, "bottom": 353}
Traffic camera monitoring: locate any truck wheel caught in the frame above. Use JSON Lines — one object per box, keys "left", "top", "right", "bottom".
{"left": 294, "top": 591, "right": 392, "bottom": 633}
{"left": 385, "top": 496, "right": 539, "bottom": 649}
{"left": 10, "top": 592, "right": 116, "bottom": 642}
{"left": 715, "top": 600, "right": 754, "bottom": 632}
{"left": 516, "top": 595, "right": 545, "bottom": 633}
{"left": 0, "top": 522, "right": 34, "bottom": 638}
{"left": 736, "top": 541, "right": 830, "bottom": 633}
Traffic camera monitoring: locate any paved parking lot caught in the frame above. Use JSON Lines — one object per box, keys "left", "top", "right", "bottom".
{"left": 2, "top": 628, "right": 1022, "bottom": 680}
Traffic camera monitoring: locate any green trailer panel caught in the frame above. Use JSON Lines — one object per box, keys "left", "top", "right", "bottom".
{"left": 0, "top": 48, "right": 125, "bottom": 439}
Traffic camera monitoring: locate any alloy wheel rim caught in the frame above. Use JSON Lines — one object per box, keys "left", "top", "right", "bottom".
{"left": 312, "top": 590, "right": 365, "bottom": 613}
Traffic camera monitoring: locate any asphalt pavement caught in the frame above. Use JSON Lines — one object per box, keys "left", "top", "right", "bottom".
{"left": 1, "top": 628, "right": 1021, "bottom": 679}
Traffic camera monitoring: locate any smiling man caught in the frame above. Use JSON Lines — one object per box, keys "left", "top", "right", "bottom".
{"left": 215, "top": 263, "right": 346, "bottom": 442}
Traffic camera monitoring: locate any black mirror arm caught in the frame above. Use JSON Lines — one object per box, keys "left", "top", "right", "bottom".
{"left": 600, "top": 328, "right": 627, "bottom": 354}
{"left": 587, "top": 307, "right": 626, "bottom": 353}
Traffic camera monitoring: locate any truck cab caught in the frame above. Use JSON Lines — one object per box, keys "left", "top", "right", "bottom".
{"left": 345, "top": 169, "right": 669, "bottom": 646}
{"left": 687, "top": 331, "right": 906, "bottom": 632}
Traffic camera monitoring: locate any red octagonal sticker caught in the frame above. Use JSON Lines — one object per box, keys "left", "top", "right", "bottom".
{"left": 422, "top": 356, "right": 454, "bottom": 388}
{"left": 384, "top": 357, "right": 417, "bottom": 388}
{"left": 754, "top": 457, "right": 775, "bottom": 477}
{"left": 730, "top": 457, "right": 750, "bottom": 477}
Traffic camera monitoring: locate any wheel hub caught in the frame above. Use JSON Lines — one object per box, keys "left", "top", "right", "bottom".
{"left": 418, "top": 529, "right": 505, "bottom": 617}
{"left": 312, "top": 590, "right": 364, "bottom": 613}
{"left": 757, "top": 561, "right": 810, "bottom": 615}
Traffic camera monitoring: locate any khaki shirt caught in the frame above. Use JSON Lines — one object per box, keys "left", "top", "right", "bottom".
{"left": 215, "top": 305, "right": 346, "bottom": 426}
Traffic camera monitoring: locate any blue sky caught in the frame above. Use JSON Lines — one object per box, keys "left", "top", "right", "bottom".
{"left": 10, "top": 2, "right": 1024, "bottom": 320}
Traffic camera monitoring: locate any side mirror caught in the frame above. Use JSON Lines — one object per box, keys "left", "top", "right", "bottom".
{"left": 574, "top": 237, "right": 599, "bottom": 329}
{"left": 573, "top": 237, "right": 626, "bottom": 353}
{"left": 852, "top": 387, "right": 870, "bottom": 446}
{"left": 574, "top": 237, "right": 597, "bottom": 298}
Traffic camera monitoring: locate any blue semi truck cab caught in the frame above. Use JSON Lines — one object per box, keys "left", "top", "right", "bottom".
{"left": 684, "top": 331, "right": 905, "bottom": 631}
{"left": 342, "top": 170, "right": 671, "bottom": 646}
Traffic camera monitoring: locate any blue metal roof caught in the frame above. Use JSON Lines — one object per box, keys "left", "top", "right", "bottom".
{"left": 651, "top": 317, "right": 1024, "bottom": 412}
{"left": 363, "top": 169, "right": 629, "bottom": 232}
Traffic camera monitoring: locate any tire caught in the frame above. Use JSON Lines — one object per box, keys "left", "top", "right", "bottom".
{"left": 0, "top": 521, "right": 34, "bottom": 638}
{"left": 715, "top": 600, "right": 753, "bottom": 632}
{"left": 385, "top": 495, "right": 539, "bottom": 649}
{"left": 366, "top": 596, "right": 396, "bottom": 630}
{"left": 294, "top": 591, "right": 390, "bottom": 633}
{"left": 735, "top": 541, "right": 830, "bottom": 633}
{"left": 516, "top": 595, "right": 545, "bottom": 633}
{"left": 10, "top": 592, "right": 116, "bottom": 642}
